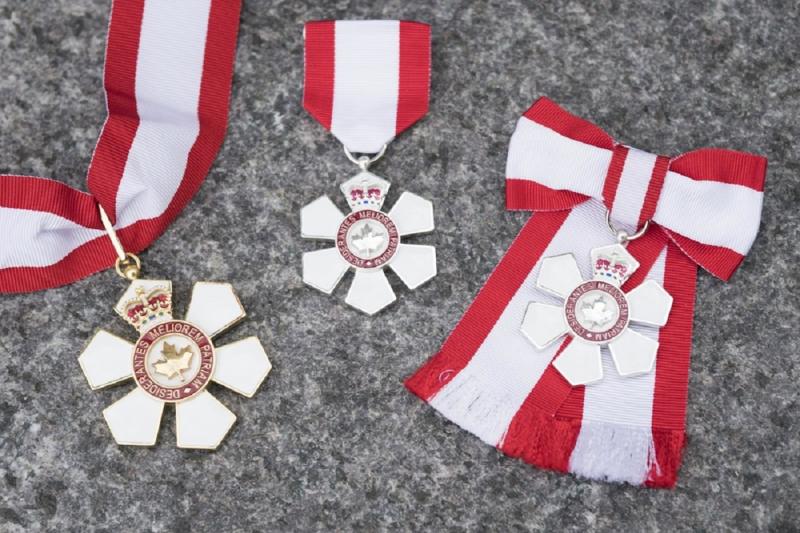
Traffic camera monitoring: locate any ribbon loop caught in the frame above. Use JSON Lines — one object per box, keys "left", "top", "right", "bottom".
{"left": 602, "top": 145, "right": 669, "bottom": 232}
{"left": 505, "top": 97, "right": 767, "bottom": 280}
{"left": 0, "top": 0, "right": 242, "bottom": 293}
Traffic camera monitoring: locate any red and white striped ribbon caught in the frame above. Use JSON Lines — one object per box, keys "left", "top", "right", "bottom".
{"left": 0, "top": 0, "right": 241, "bottom": 292}
{"left": 406, "top": 97, "right": 767, "bottom": 488}
{"left": 303, "top": 20, "right": 431, "bottom": 154}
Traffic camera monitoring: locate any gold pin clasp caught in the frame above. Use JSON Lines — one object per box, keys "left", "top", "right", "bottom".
{"left": 115, "top": 253, "right": 141, "bottom": 280}
{"left": 99, "top": 204, "right": 143, "bottom": 281}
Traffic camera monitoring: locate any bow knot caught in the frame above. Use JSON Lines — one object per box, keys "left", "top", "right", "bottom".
{"left": 600, "top": 145, "right": 670, "bottom": 231}
{"left": 506, "top": 97, "right": 767, "bottom": 280}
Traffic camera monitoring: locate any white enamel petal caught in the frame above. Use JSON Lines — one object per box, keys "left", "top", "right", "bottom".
{"left": 388, "top": 244, "right": 437, "bottom": 289}
{"left": 552, "top": 339, "right": 603, "bottom": 386}
{"left": 537, "top": 254, "right": 583, "bottom": 298}
{"left": 175, "top": 391, "right": 236, "bottom": 450}
{"left": 301, "top": 196, "right": 345, "bottom": 239}
{"left": 185, "top": 282, "right": 246, "bottom": 338}
{"left": 78, "top": 330, "right": 133, "bottom": 390}
{"left": 302, "top": 247, "right": 350, "bottom": 294}
{"left": 520, "top": 302, "right": 569, "bottom": 349}
{"left": 102, "top": 388, "right": 164, "bottom": 446}
{"left": 626, "top": 279, "right": 674, "bottom": 326}
{"left": 387, "top": 192, "right": 434, "bottom": 236}
{"left": 212, "top": 337, "right": 272, "bottom": 398}
{"left": 345, "top": 269, "right": 396, "bottom": 315}
{"left": 609, "top": 328, "right": 659, "bottom": 377}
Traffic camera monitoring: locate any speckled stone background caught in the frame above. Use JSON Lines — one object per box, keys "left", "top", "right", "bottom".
{"left": 1, "top": 0, "right": 798, "bottom": 531}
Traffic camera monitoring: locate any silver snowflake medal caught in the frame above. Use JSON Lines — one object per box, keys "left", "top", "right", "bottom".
{"left": 301, "top": 151, "right": 436, "bottom": 315}
{"left": 521, "top": 238, "right": 673, "bottom": 386}
{"left": 79, "top": 279, "right": 272, "bottom": 449}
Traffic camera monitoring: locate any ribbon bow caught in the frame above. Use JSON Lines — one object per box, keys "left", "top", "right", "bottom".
{"left": 506, "top": 97, "right": 767, "bottom": 281}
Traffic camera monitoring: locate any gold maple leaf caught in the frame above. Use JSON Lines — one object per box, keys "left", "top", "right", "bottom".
{"left": 153, "top": 342, "right": 194, "bottom": 381}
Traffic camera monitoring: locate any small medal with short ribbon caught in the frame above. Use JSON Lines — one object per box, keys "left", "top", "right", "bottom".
{"left": 301, "top": 20, "right": 437, "bottom": 315}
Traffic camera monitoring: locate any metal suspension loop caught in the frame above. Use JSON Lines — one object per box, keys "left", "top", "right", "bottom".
{"left": 605, "top": 211, "right": 650, "bottom": 246}
{"left": 343, "top": 143, "right": 388, "bottom": 171}
{"left": 99, "top": 204, "right": 141, "bottom": 280}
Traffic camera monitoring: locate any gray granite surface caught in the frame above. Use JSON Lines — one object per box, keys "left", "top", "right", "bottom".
{"left": 1, "top": 0, "right": 798, "bottom": 531}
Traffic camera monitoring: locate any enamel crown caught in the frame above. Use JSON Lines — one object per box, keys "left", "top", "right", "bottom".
{"left": 590, "top": 244, "right": 640, "bottom": 286}
{"left": 340, "top": 171, "right": 391, "bottom": 211}
{"left": 115, "top": 281, "right": 173, "bottom": 331}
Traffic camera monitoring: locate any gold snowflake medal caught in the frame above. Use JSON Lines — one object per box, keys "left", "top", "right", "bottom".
{"left": 521, "top": 218, "right": 673, "bottom": 385}
{"left": 301, "top": 147, "right": 437, "bottom": 315}
{"left": 78, "top": 209, "right": 271, "bottom": 449}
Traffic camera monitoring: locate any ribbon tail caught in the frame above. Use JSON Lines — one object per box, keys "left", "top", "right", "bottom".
{"left": 406, "top": 201, "right": 697, "bottom": 488}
